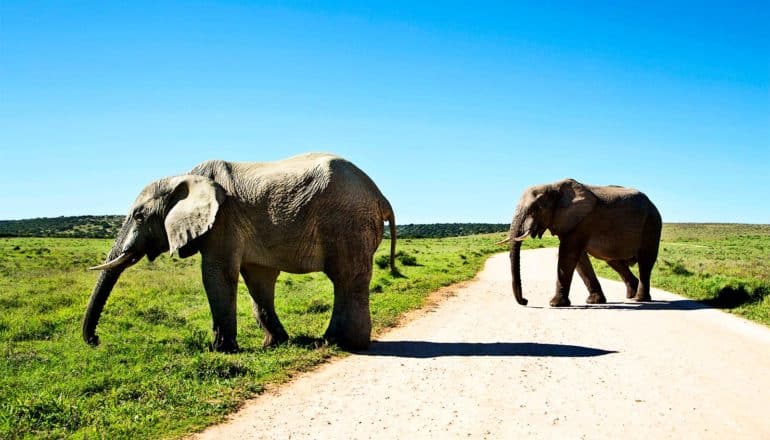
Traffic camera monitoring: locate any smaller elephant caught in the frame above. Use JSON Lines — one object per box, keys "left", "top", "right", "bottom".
{"left": 83, "top": 153, "right": 396, "bottom": 352}
{"left": 500, "top": 178, "right": 661, "bottom": 307}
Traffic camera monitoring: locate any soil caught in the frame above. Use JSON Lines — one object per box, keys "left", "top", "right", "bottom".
{"left": 194, "top": 248, "right": 770, "bottom": 439}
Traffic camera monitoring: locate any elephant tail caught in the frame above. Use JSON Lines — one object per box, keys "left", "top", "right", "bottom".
{"left": 379, "top": 199, "right": 397, "bottom": 274}
{"left": 387, "top": 210, "right": 397, "bottom": 275}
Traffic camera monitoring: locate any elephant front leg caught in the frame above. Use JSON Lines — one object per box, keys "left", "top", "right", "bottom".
{"left": 576, "top": 253, "right": 606, "bottom": 304}
{"left": 202, "top": 257, "right": 240, "bottom": 353}
{"left": 241, "top": 264, "right": 289, "bottom": 348}
{"left": 552, "top": 241, "right": 582, "bottom": 307}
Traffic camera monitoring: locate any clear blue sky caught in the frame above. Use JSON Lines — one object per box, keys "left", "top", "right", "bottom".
{"left": 1, "top": 1, "right": 768, "bottom": 223}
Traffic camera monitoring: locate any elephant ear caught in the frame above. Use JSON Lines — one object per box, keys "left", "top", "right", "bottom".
{"left": 164, "top": 175, "right": 226, "bottom": 255}
{"left": 551, "top": 179, "right": 597, "bottom": 234}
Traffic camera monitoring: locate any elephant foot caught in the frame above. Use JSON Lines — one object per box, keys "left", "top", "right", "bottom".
{"left": 323, "top": 330, "right": 370, "bottom": 351}
{"left": 586, "top": 293, "right": 607, "bottom": 304}
{"left": 626, "top": 282, "right": 640, "bottom": 299}
{"left": 549, "top": 295, "right": 571, "bottom": 307}
{"left": 210, "top": 325, "right": 240, "bottom": 353}
{"left": 633, "top": 293, "right": 652, "bottom": 302}
{"left": 324, "top": 303, "right": 372, "bottom": 351}
{"left": 210, "top": 339, "right": 240, "bottom": 353}
{"left": 262, "top": 331, "right": 289, "bottom": 349}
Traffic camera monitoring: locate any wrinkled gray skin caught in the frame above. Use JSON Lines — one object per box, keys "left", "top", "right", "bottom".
{"left": 504, "top": 178, "right": 661, "bottom": 307}
{"left": 84, "top": 153, "right": 396, "bottom": 352}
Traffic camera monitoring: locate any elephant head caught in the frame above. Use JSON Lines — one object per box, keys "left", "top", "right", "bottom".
{"left": 507, "top": 179, "right": 597, "bottom": 306}
{"left": 83, "top": 175, "right": 225, "bottom": 346}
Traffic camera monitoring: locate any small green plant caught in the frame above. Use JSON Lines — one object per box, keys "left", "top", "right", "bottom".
{"left": 395, "top": 251, "right": 417, "bottom": 266}
{"left": 191, "top": 355, "right": 249, "bottom": 381}
{"left": 305, "top": 299, "right": 331, "bottom": 314}
{"left": 183, "top": 328, "right": 210, "bottom": 353}
{"left": 661, "top": 259, "right": 692, "bottom": 276}
{"left": 374, "top": 254, "right": 390, "bottom": 269}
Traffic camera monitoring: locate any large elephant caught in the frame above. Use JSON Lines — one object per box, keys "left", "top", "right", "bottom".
{"left": 501, "top": 178, "right": 661, "bottom": 307}
{"left": 83, "top": 153, "right": 396, "bottom": 352}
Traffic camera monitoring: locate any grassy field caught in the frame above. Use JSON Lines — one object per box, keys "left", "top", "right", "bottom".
{"left": 1, "top": 224, "right": 767, "bottom": 438}
{"left": 592, "top": 223, "right": 770, "bottom": 325}
{"left": 0, "top": 234, "right": 548, "bottom": 439}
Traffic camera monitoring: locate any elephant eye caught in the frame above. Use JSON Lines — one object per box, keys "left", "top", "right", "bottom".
{"left": 133, "top": 211, "right": 145, "bottom": 222}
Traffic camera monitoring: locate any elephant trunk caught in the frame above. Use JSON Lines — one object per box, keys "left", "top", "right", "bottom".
{"left": 82, "top": 220, "right": 132, "bottom": 346}
{"left": 83, "top": 267, "right": 125, "bottom": 346}
{"left": 510, "top": 240, "right": 527, "bottom": 306}
{"left": 509, "top": 211, "right": 528, "bottom": 306}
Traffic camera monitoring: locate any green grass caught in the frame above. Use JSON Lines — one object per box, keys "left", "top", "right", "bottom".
{"left": 0, "top": 234, "right": 543, "bottom": 439}
{"left": 3, "top": 224, "right": 767, "bottom": 438}
{"left": 592, "top": 223, "right": 770, "bottom": 324}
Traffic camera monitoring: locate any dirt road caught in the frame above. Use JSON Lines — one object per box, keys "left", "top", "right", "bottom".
{"left": 196, "top": 248, "right": 770, "bottom": 439}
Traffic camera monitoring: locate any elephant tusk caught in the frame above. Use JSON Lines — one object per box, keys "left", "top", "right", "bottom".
{"left": 513, "top": 230, "right": 530, "bottom": 241}
{"left": 495, "top": 237, "right": 510, "bottom": 245}
{"left": 88, "top": 252, "right": 135, "bottom": 271}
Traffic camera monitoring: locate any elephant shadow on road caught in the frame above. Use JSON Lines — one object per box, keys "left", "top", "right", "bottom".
{"left": 563, "top": 299, "right": 710, "bottom": 311}
{"left": 359, "top": 341, "right": 616, "bottom": 358}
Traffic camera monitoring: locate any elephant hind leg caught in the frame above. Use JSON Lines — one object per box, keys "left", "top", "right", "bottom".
{"left": 324, "top": 271, "right": 372, "bottom": 350}
{"left": 241, "top": 264, "right": 289, "bottom": 348}
{"left": 324, "top": 255, "right": 373, "bottom": 351}
{"left": 634, "top": 252, "right": 656, "bottom": 302}
{"left": 606, "top": 260, "right": 640, "bottom": 299}
{"left": 634, "top": 216, "right": 661, "bottom": 302}
{"left": 576, "top": 253, "right": 606, "bottom": 304}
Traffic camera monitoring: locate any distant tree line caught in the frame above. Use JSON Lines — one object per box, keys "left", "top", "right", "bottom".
{"left": 0, "top": 215, "right": 124, "bottom": 238}
{"left": 0, "top": 216, "right": 510, "bottom": 239}
{"left": 386, "top": 223, "right": 509, "bottom": 239}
